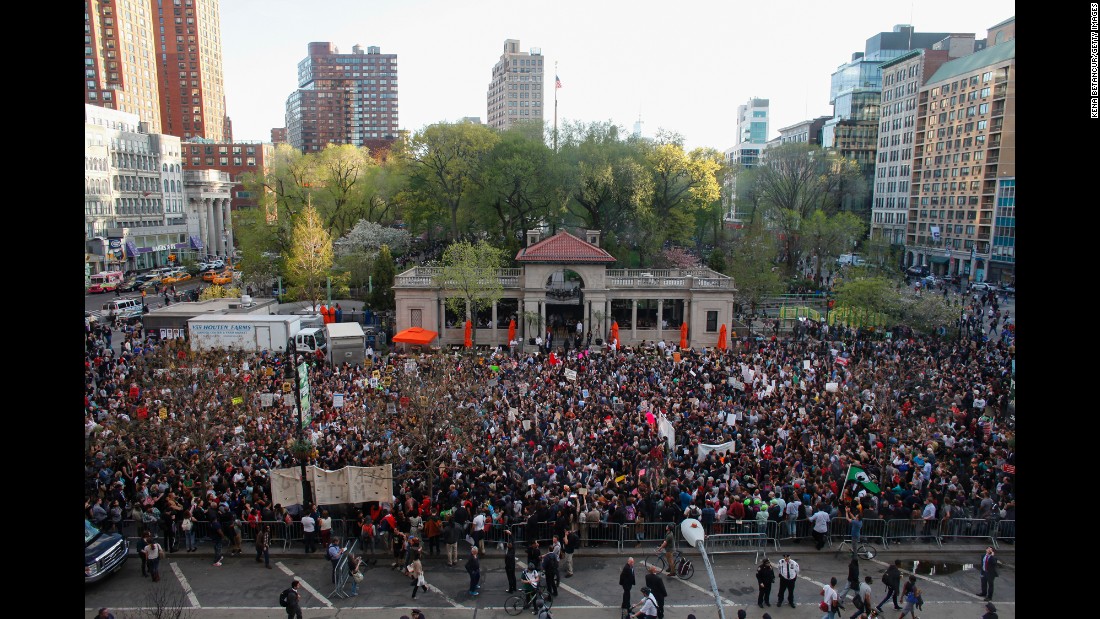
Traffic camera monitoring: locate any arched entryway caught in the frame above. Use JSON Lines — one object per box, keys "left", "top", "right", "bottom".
{"left": 545, "top": 269, "right": 584, "bottom": 339}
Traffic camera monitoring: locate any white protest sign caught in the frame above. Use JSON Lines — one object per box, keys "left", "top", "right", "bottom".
{"left": 826, "top": 382, "right": 839, "bottom": 393}
{"left": 564, "top": 369, "right": 577, "bottom": 381}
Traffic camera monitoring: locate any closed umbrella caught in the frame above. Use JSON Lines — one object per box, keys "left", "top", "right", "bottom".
{"left": 610, "top": 321, "right": 619, "bottom": 348}
{"left": 508, "top": 319, "right": 516, "bottom": 344}
{"left": 464, "top": 320, "right": 473, "bottom": 348}
{"left": 717, "top": 324, "right": 728, "bottom": 351}
{"left": 680, "top": 321, "right": 688, "bottom": 349}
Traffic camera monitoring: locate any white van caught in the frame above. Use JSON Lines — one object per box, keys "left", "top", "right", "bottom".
{"left": 101, "top": 298, "right": 143, "bottom": 321}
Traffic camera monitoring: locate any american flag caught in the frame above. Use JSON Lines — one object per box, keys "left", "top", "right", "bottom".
{"left": 555, "top": 74, "right": 562, "bottom": 89}
{"left": 1002, "top": 463, "right": 1015, "bottom": 474}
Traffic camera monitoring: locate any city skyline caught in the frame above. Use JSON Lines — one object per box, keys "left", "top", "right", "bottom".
{"left": 220, "top": 0, "right": 1013, "bottom": 151}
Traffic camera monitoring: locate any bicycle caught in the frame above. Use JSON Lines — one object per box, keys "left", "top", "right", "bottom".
{"left": 505, "top": 585, "right": 554, "bottom": 616}
{"left": 835, "top": 537, "right": 877, "bottom": 560}
{"left": 643, "top": 548, "right": 695, "bottom": 580}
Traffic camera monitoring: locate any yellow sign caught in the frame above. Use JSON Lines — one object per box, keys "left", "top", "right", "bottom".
{"left": 159, "top": 408, "right": 168, "bottom": 420}
{"left": 381, "top": 376, "right": 392, "bottom": 387}
{"left": 372, "top": 370, "right": 381, "bottom": 379}
{"left": 282, "top": 380, "right": 292, "bottom": 393}
{"left": 232, "top": 396, "right": 244, "bottom": 405}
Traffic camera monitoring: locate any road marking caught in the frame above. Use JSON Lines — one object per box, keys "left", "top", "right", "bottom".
{"left": 869, "top": 558, "right": 984, "bottom": 600}
{"left": 84, "top": 602, "right": 1018, "bottom": 612}
{"left": 425, "top": 582, "right": 466, "bottom": 608}
{"left": 169, "top": 562, "right": 200, "bottom": 608}
{"left": 276, "top": 561, "right": 334, "bottom": 609}
{"left": 557, "top": 582, "right": 602, "bottom": 606}
{"left": 670, "top": 575, "right": 735, "bottom": 606}
{"left": 799, "top": 574, "right": 827, "bottom": 588}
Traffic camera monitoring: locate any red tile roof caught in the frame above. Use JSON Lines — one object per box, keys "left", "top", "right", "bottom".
{"left": 515, "top": 231, "right": 616, "bottom": 263}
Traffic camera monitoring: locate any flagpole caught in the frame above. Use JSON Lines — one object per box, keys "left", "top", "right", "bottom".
{"left": 554, "top": 60, "right": 559, "bottom": 152}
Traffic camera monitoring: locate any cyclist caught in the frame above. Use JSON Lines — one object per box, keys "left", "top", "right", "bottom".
{"left": 657, "top": 525, "right": 676, "bottom": 577}
{"left": 521, "top": 562, "right": 542, "bottom": 611}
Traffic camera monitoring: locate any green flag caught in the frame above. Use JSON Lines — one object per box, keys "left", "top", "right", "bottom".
{"left": 845, "top": 465, "right": 881, "bottom": 493}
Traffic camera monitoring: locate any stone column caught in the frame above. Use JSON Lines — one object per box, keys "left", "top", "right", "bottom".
{"left": 212, "top": 198, "right": 224, "bottom": 257}
{"left": 222, "top": 200, "right": 234, "bottom": 259}
{"left": 631, "top": 299, "right": 638, "bottom": 342}
{"left": 195, "top": 197, "right": 207, "bottom": 258}
{"left": 206, "top": 198, "right": 217, "bottom": 260}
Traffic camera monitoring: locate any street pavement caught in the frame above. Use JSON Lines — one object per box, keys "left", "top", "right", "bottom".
{"left": 86, "top": 543, "right": 1014, "bottom": 618}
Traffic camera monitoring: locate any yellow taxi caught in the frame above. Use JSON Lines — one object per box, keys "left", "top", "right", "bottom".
{"left": 211, "top": 271, "right": 234, "bottom": 286}
{"left": 162, "top": 270, "right": 193, "bottom": 285}
{"left": 201, "top": 270, "right": 220, "bottom": 282}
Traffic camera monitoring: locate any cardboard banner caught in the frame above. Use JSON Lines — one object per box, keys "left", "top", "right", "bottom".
{"left": 311, "top": 467, "right": 351, "bottom": 505}
{"left": 657, "top": 414, "right": 675, "bottom": 451}
{"left": 564, "top": 368, "right": 577, "bottom": 382}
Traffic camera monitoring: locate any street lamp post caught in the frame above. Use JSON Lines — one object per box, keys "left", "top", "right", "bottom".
{"left": 681, "top": 518, "right": 726, "bottom": 619}
{"left": 285, "top": 341, "right": 312, "bottom": 508}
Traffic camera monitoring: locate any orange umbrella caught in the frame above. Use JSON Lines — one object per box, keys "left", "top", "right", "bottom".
{"left": 610, "top": 321, "right": 619, "bottom": 348}
{"left": 717, "top": 324, "right": 728, "bottom": 351}
{"left": 464, "top": 320, "right": 472, "bottom": 348}
{"left": 508, "top": 319, "right": 516, "bottom": 343}
{"left": 680, "top": 321, "right": 688, "bottom": 349}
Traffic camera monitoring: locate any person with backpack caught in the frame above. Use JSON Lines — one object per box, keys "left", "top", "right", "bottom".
{"left": 280, "top": 579, "right": 302, "bottom": 619}
{"left": 898, "top": 575, "right": 921, "bottom": 619}
{"left": 876, "top": 560, "right": 903, "bottom": 612}
{"left": 850, "top": 576, "right": 873, "bottom": 619}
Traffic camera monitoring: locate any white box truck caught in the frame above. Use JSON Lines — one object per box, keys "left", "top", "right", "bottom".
{"left": 326, "top": 322, "right": 366, "bottom": 366}
{"left": 188, "top": 315, "right": 304, "bottom": 353}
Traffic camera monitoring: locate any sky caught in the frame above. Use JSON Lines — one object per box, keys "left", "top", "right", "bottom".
{"left": 219, "top": 0, "right": 1014, "bottom": 152}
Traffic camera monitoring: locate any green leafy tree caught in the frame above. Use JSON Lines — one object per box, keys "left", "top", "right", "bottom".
{"left": 833, "top": 276, "right": 900, "bottom": 319}
{"left": 286, "top": 204, "right": 334, "bottom": 309}
{"left": 470, "top": 126, "right": 558, "bottom": 252}
{"left": 729, "top": 228, "right": 783, "bottom": 314}
{"left": 311, "top": 144, "right": 377, "bottom": 236}
{"left": 199, "top": 284, "right": 242, "bottom": 300}
{"left": 232, "top": 208, "right": 281, "bottom": 293}
{"left": 644, "top": 133, "right": 723, "bottom": 247}
{"left": 801, "top": 210, "right": 865, "bottom": 281}
{"left": 370, "top": 245, "right": 396, "bottom": 310}
{"left": 433, "top": 240, "right": 507, "bottom": 344}
{"left": 398, "top": 122, "right": 500, "bottom": 240}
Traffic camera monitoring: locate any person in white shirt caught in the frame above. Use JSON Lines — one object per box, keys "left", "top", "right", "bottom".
{"left": 471, "top": 510, "right": 487, "bottom": 554}
{"left": 809, "top": 506, "right": 831, "bottom": 550}
{"left": 301, "top": 513, "right": 317, "bottom": 553}
{"left": 821, "top": 576, "right": 839, "bottom": 619}
{"left": 776, "top": 553, "right": 800, "bottom": 608}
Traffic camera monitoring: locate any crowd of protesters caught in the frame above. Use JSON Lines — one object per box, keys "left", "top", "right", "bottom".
{"left": 84, "top": 300, "right": 1015, "bottom": 567}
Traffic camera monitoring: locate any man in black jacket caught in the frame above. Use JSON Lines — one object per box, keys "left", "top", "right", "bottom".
{"left": 503, "top": 531, "right": 518, "bottom": 593}
{"left": 465, "top": 547, "right": 481, "bottom": 596}
{"left": 978, "top": 547, "right": 998, "bottom": 601}
{"left": 644, "top": 564, "right": 669, "bottom": 619}
{"left": 619, "top": 557, "right": 636, "bottom": 617}
{"left": 876, "top": 559, "right": 903, "bottom": 612}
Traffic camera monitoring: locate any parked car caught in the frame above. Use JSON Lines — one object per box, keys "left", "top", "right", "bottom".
{"left": 85, "top": 519, "right": 128, "bottom": 584}
{"left": 905, "top": 265, "right": 930, "bottom": 277}
{"left": 970, "top": 281, "right": 996, "bottom": 292}
{"left": 999, "top": 284, "right": 1015, "bottom": 297}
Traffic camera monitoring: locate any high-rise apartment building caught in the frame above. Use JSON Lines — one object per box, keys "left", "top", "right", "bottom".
{"left": 270, "top": 128, "right": 287, "bottom": 144}
{"left": 486, "top": 39, "right": 545, "bottom": 131}
{"left": 285, "top": 43, "right": 399, "bottom": 154}
{"left": 85, "top": 0, "right": 163, "bottom": 133}
{"left": 152, "top": 0, "right": 229, "bottom": 141}
{"left": 724, "top": 98, "right": 770, "bottom": 167}
{"left": 870, "top": 37, "right": 978, "bottom": 247}
{"left": 722, "top": 98, "right": 769, "bottom": 224}
{"left": 823, "top": 26, "right": 954, "bottom": 219}
{"left": 905, "top": 19, "right": 1014, "bottom": 283}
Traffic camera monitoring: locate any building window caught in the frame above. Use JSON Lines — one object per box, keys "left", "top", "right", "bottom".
{"left": 410, "top": 308, "right": 423, "bottom": 328}
{"left": 705, "top": 311, "right": 718, "bottom": 333}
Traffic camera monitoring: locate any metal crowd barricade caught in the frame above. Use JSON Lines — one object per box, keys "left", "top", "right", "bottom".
{"left": 885, "top": 519, "right": 942, "bottom": 548}
{"left": 859, "top": 518, "right": 889, "bottom": 548}
{"left": 774, "top": 518, "right": 814, "bottom": 546}
{"left": 710, "top": 519, "right": 776, "bottom": 552}
{"left": 940, "top": 518, "right": 998, "bottom": 549}
{"left": 329, "top": 538, "right": 359, "bottom": 599}
{"left": 993, "top": 519, "right": 1014, "bottom": 545}
{"left": 570, "top": 520, "right": 623, "bottom": 549}
{"left": 283, "top": 520, "right": 304, "bottom": 550}
{"left": 631, "top": 521, "right": 670, "bottom": 547}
